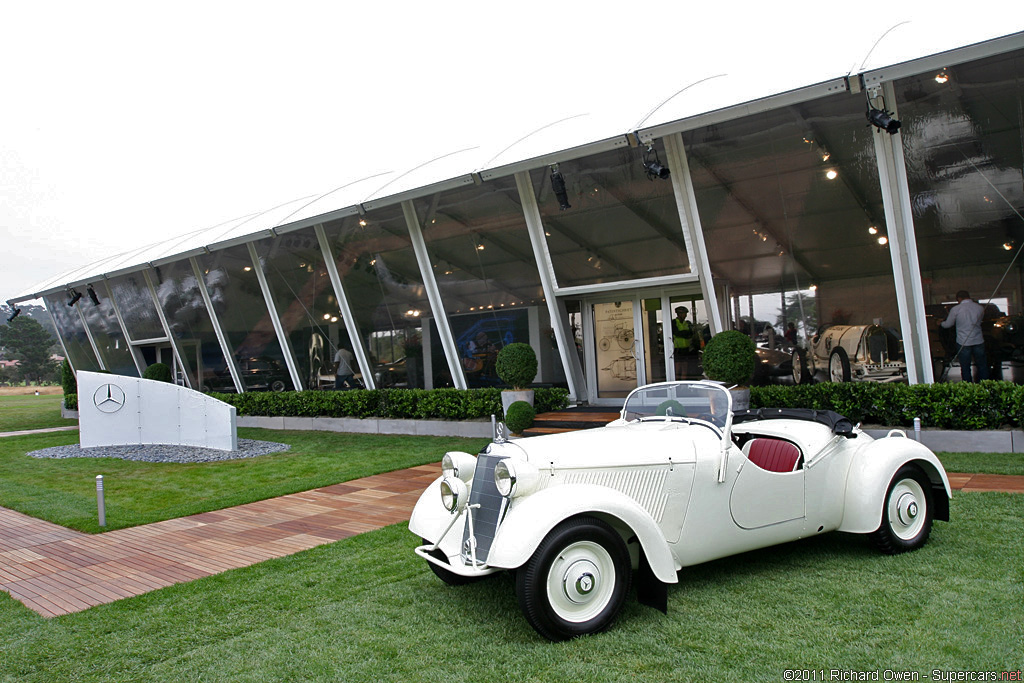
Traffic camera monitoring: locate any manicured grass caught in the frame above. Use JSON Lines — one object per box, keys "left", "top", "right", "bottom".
{"left": 0, "top": 394, "right": 72, "bottom": 432}
{"left": 937, "top": 451, "right": 1024, "bottom": 476}
{"left": 0, "top": 429, "right": 488, "bottom": 533}
{"left": 0, "top": 493, "right": 1019, "bottom": 682}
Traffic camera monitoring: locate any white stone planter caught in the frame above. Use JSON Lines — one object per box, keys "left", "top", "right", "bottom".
{"left": 501, "top": 389, "right": 535, "bottom": 416}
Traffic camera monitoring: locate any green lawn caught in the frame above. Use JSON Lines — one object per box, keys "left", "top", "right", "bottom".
{"left": 937, "top": 451, "right": 1024, "bottom": 476}
{"left": 0, "top": 492, "right": 1020, "bottom": 682}
{"left": 0, "top": 394, "right": 71, "bottom": 432}
{"left": 0, "top": 429, "right": 489, "bottom": 533}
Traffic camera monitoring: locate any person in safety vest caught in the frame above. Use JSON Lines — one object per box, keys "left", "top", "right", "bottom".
{"left": 672, "top": 306, "right": 698, "bottom": 379}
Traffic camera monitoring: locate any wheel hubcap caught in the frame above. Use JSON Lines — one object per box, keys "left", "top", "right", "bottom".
{"left": 888, "top": 478, "right": 926, "bottom": 540}
{"left": 830, "top": 355, "right": 843, "bottom": 381}
{"left": 546, "top": 541, "right": 616, "bottom": 623}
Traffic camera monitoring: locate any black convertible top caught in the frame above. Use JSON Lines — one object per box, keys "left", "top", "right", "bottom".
{"left": 732, "top": 408, "right": 855, "bottom": 438}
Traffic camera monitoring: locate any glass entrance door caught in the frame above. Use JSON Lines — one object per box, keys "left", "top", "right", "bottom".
{"left": 590, "top": 300, "right": 640, "bottom": 400}
{"left": 582, "top": 286, "right": 708, "bottom": 405}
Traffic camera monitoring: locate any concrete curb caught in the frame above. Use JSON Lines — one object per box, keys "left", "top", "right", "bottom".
{"left": 237, "top": 415, "right": 494, "bottom": 438}
{"left": 863, "top": 428, "right": 1024, "bottom": 453}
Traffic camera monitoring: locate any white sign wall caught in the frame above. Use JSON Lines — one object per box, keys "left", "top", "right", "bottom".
{"left": 78, "top": 371, "right": 238, "bottom": 451}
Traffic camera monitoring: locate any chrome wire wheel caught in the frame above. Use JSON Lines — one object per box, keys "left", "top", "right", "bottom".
{"left": 545, "top": 540, "right": 616, "bottom": 623}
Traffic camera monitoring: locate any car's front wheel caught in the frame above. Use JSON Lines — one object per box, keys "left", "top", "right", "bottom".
{"left": 829, "top": 348, "right": 851, "bottom": 382}
{"left": 870, "top": 465, "right": 934, "bottom": 554}
{"left": 791, "top": 348, "right": 812, "bottom": 384}
{"left": 516, "top": 516, "right": 630, "bottom": 641}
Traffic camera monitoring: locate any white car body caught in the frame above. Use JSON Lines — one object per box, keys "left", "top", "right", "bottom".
{"left": 410, "top": 381, "right": 950, "bottom": 640}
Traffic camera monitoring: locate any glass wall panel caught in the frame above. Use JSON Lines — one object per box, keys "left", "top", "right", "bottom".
{"left": 252, "top": 228, "right": 356, "bottom": 390}
{"left": 321, "top": 204, "right": 433, "bottom": 388}
{"left": 78, "top": 285, "right": 138, "bottom": 376}
{"left": 194, "top": 244, "right": 295, "bottom": 392}
{"left": 43, "top": 295, "right": 100, "bottom": 372}
{"left": 150, "top": 259, "right": 235, "bottom": 391}
{"left": 529, "top": 139, "right": 691, "bottom": 287}
{"left": 683, "top": 92, "right": 899, "bottom": 381}
{"left": 107, "top": 271, "right": 166, "bottom": 341}
{"left": 894, "top": 47, "right": 1024, "bottom": 381}
{"left": 411, "top": 176, "right": 557, "bottom": 387}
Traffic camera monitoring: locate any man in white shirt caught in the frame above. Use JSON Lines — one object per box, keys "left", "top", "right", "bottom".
{"left": 940, "top": 290, "right": 988, "bottom": 382}
{"left": 334, "top": 346, "right": 356, "bottom": 390}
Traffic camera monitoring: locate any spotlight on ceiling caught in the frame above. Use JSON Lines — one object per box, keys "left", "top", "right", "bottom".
{"left": 67, "top": 290, "right": 82, "bottom": 307}
{"left": 868, "top": 226, "right": 879, "bottom": 235}
{"left": 87, "top": 285, "right": 101, "bottom": 306}
{"left": 1003, "top": 242, "right": 1014, "bottom": 251}
{"left": 877, "top": 236, "right": 889, "bottom": 246}
{"left": 826, "top": 169, "right": 838, "bottom": 180}
{"left": 6, "top": 307, "right": 20, "bottom": 323}
{"left": 550, "top": 166, "right": 571, "bottom": 211}
{"left": 867, "top": 108, "right": 901, "bottom": 134}
{"left": 642, "top": 145, "right": 670, "bottom": 180}
{"left": 935, "top": 70, "right": 949, "bottom": 84}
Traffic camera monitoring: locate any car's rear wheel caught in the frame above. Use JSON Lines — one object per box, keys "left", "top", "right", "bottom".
{"left": 516, "top": 516, "right": 630, "bottom": 641}
{"left": 870, "top": 465, "right": 934, "bottom": 554}
{"left": 270, "top": 380, "right": 286, "bottom": 392}
{"left": 829, "top": 348, "right": 851, "bottom": 382}
{"left": 421, "top": 538, "right": 483, "bottom": 586}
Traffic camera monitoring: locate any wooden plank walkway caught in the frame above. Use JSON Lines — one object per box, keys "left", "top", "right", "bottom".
{"left": 0, "top": 463, "right": 1021, "bottom": 618}
{"left": 0, "top": 464, "right": 437, "bottom": 617}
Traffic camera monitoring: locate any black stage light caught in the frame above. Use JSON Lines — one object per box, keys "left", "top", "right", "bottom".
{"left": 642, "top": 145, "right": 670, "bottom": 180}
{"left": 67, "top": 290, "right": 82, "bottom": 307}
{"left": 6, "top": 307, "right": 20, "bottom": 323}
{"left": 87, "top": 285, "right": 101, "bottom": 306}
{"left": 867, "top": 108, "right": 901, "bottom": 134}
{"left": 550, "top": 167, "right": 571, "bottom": 211}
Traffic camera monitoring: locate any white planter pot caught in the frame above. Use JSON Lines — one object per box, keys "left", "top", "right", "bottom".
{"left": 501, "top": 389, "right": 535, "bottom": 416}
{"left": 730, "top": 388, "right": 751, "bottom": 412}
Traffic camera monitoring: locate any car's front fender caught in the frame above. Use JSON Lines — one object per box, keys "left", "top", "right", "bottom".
{"left": 837, "top": 434, "right": 952, "bottom": 533}
{"left": 487, "top": 484, "right": 679, "bottom": 584}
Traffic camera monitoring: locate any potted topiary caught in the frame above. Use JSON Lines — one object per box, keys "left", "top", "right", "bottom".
{"left": 496, "top": 342, "right": 538, "bottom": 415}
{"left": 504, "top": 400, "right": 535, "bottom": 437}
{"left": 700, "top": 330, "right": 756, "bottom": 410}
{"left": 143, "top": 362, "right": 173, "bottom": 383}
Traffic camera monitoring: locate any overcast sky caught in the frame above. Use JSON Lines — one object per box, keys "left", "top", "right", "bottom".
{"left": 2, "top": 0, "right": 1019, "bottom": 306}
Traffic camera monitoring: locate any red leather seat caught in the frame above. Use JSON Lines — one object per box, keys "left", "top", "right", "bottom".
{"left": 746, "top": 438, "right": 801, "bottom": 473}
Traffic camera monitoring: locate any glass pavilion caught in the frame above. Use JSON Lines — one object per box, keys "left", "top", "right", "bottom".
{"left": 10, "top": 32, "right": 1024, "bottom": 405}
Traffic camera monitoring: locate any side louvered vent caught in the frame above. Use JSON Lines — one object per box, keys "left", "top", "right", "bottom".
{"left": 561, "top": 469, "right": 669, "bottom": 521}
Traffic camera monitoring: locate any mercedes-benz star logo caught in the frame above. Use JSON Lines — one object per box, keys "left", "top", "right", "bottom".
{"left": 93, "top": 383, "right": 126, "bottom": 414}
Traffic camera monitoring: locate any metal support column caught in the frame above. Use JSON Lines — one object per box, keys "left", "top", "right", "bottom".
{"left": 102, "top": 278, "right": 146, "bottom": 376}
{"left": 246, "top": 242, "right": 304, "bottom": 391}
{"left": 663, "top": 133, "right": 723, "bottom": 334}
{"left": 46, "top": 304, "right": 75, "bottom": 375}
{"left": 513, "top": 171, "right": 586, "bottom": 401}
{"left": 142, "top": 268, "right": 193, "bottom": 389}
{"left": 871, "top": 81, "right": 933, "bottom": 384}
{"left": 401, "top": 200, "right": 467, "bottom": 390}
{"left": 314, "top": 224, "right": 375, "bottom": 389}
{"left": 74, "top": 302, "right": 106, "bottom": 371}
{"left": 189, "top": 257, "right": 244, "bottom": 393}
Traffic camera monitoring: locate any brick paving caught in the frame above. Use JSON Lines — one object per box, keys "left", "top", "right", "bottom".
{"left": 0, "top": 464, "right": 1020, "bottom": 618}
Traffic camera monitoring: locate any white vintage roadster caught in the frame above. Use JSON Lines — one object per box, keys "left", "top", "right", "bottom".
{"left": 410, "top": 381, "right": 951, "bottom": 641}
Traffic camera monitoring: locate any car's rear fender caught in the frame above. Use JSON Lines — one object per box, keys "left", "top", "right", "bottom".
{"left": 837, "top": 434, "right": 952, "bottom": 533}
{"left": 487, "top": 484, "right": 679, "bottom": 584}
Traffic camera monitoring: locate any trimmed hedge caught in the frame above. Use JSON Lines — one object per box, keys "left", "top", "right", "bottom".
{"left": 751, "top": 380, "right": 1024, "bottom": 430}
{"left": 64, "top": 393, "right": 78, "bottom": 411}
{"left": 210, "top": 387, "right": 570, "bottom": 421}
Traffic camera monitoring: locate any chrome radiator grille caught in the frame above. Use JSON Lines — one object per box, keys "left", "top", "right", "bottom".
{"left": 461, "top": 453, "right": 507, "bottom": 563}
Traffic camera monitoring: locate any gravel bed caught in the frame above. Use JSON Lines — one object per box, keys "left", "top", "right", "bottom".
{"left": 28, "top": 439, "right": 290, "bottom": 463}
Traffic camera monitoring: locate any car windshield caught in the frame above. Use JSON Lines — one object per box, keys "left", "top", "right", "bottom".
{"left": 621, "top": 382, "right": 732, "bottom": 429}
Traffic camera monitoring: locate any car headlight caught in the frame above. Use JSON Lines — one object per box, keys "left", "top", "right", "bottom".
{"left": 494, "top": 459, "right": 540, "bottom": 498}
{"left": 439, "top": 477, "right": 468, "bottom": 513}
{"left": 441, "top": 451, "right": 476, "bottom": 482}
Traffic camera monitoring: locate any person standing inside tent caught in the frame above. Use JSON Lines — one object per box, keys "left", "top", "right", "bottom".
{"left": 672, "top": 306, "right": 697, "bottom": 378}
{"left": 940, "top": 290, "right": 988, "bottom": 382}
{"left": 334, "top": 345, "right": 356, "bottom": 390}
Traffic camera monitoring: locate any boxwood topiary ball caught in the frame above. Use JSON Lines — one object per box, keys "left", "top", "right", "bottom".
{"left": 495, "top": 343, "right": 538, "bottom": 390}
{"left": 143, "top": 362, "right": 173, "bottom": 383}
{"left": 701, "top": 330, "right": 756, "bottom": 387}
{"left": 504, "top": 400, "right": 536, "bottom": 435}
